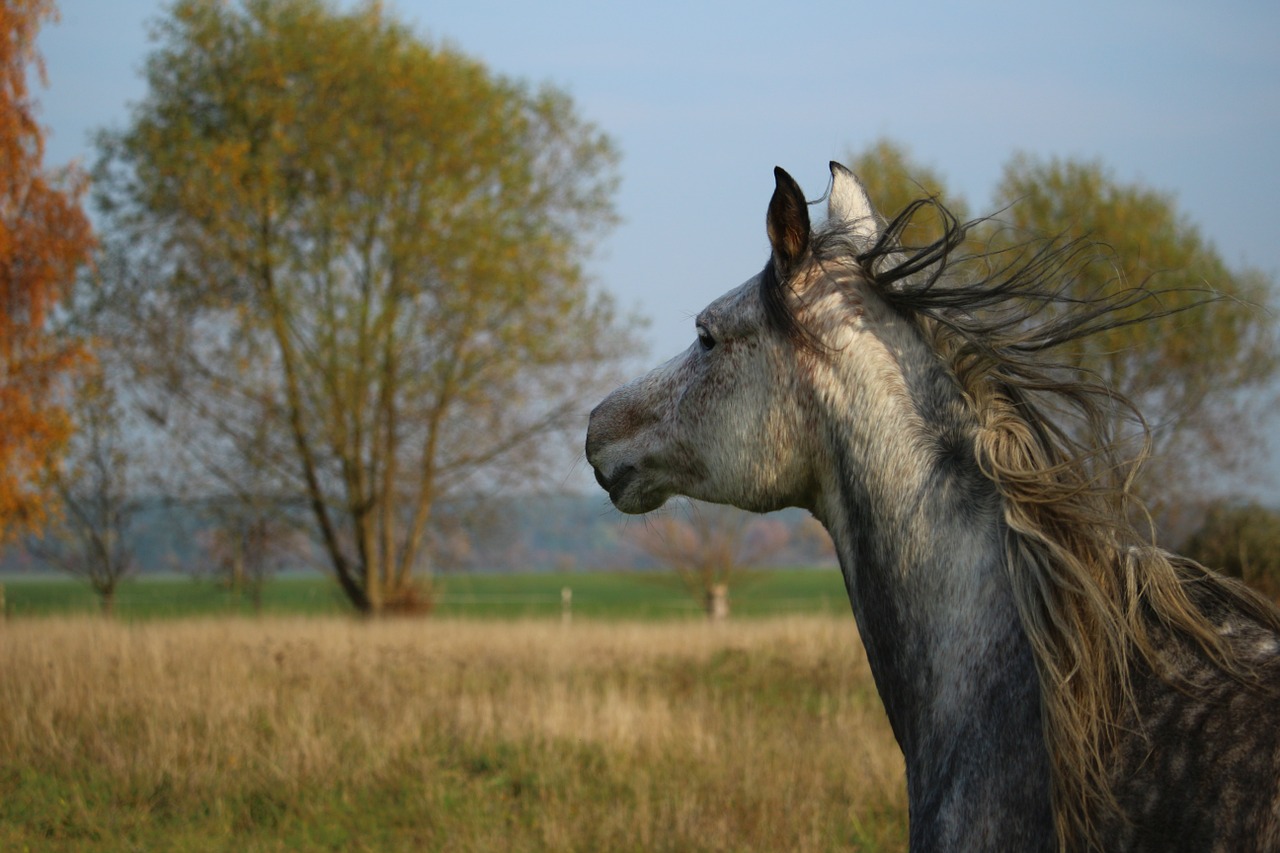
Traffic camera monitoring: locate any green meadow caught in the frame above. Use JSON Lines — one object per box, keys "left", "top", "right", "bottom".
{"left": 0, "top": 568, "right": 851, "bottom": 621}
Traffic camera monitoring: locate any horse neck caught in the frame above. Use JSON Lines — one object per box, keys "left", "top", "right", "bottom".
{"left": 809, "top": 322, "right": 1054, "bottom": 846}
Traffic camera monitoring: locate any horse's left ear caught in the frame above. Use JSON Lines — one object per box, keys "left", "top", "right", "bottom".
{"left": 827, "top": 161, "right": 881, "bottom": 242}
{"left": 767, "top": 166, "right": 810, "bottom": 278}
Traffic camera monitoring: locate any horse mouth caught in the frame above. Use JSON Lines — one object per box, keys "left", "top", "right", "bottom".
{"left": 593, "top": 463, "right": 664, "bottom": 514}
{"left": 594, "top": 464, "right": 637, "bottom": 502}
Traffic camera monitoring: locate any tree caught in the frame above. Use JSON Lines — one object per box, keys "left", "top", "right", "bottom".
{"left": 0, "top": 0, "right": 95, "bottom": 541}
{"left": 25, "top": 367, "right": 138, "bottom": 615}
{"left": 200, "top": 499, "right": 306, "bottom": 613}
{"left": 993, "top": 156, "right": 1278, "bottom": 513}
{"left": 91, "top": 0, "right": 631, "bottom": 614}
{"left": 629, "top": 499, "right": 790, "bottom": 619}
{"left": 845, "top": 141, "right": 1278, "bottom": 515}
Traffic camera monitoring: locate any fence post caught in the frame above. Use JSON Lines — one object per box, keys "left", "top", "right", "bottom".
{"left": 708, "top": 584, "right": 729, "bottom": 621}
{"left": 561, "top": 586, "right": 572, "bottom": 626}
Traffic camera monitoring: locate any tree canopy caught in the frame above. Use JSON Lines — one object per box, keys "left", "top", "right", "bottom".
{"left": 843, "top": 139, "right": 1278, "bottom": 518}
{"left": 845, "top": 138, "right": 969, "bottom": 247}
{"left": 993, "top": 155, "right": 1278, "bottom": 510}
{"left": 0, "top": 0, "right": 95, "bottom": 541}
{"left": 91, "top": 0, "right": 632, "bottom": 612}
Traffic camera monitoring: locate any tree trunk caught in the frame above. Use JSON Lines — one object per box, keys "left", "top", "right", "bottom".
{"left": 231, "top": 546, "right": 245, "bottom": 603}
{"left": 99, "top": 585, "right": 116, "bottom": 618}
{"left": 364, "top": 546, "right": 384, "bottom": 615}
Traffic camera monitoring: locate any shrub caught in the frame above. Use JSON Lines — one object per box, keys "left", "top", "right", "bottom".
{"left": 1183, "top": 501, "right": 1280, "bottom": 602}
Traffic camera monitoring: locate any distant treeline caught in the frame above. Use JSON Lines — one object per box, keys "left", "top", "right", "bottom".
{"left": 2, "top": 493, "right": 836, "bottom": 577}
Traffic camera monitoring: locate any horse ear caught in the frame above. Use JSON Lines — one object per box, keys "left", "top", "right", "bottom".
{"left": 767, "top": 166, "right": 810, "bottom": 276}
{"left": 827, "top": 161, "right": 881, "bottom": 241}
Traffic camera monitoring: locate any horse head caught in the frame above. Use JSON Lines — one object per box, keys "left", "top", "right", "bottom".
{"left": 586, "top": 163, "right": 919, "bottom": 517}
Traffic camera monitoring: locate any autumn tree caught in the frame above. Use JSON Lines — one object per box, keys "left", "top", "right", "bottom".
{"left": 629, "top": 499, "right": 790, "bottom": 619}
{"left": 993, "top": 156, "right": 1278, "bottom": 513}
{"left": 90, "top": 0, "right": 632, "bottom": 614}
{"left": 0, "top": 0, "right": 95, "bottom": 541}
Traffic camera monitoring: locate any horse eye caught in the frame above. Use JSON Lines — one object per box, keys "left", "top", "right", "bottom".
{"left": 696, "top": 325, "right": 716, "bottom": 351}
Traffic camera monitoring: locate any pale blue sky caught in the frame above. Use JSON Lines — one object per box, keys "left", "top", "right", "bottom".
{"left": 33, "top": 0, "right": 1280, "bottom": 496}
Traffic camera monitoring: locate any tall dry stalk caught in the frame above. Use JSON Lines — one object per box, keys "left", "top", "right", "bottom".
{"left": 1, "top": 616, "right": 906, "bottom": 851}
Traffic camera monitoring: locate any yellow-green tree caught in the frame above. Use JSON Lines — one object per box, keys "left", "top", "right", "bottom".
{"left": 845, "top": 140, "right": 1277, "bottom": 515}
{"left": 993, "top": 155, "right": 1278, "bottom": 513}
{"left": 91, "top": 0, "right": 631, "bottom": 613}
{"left": 844, "top": 138, "right": 970, "bottom": 247}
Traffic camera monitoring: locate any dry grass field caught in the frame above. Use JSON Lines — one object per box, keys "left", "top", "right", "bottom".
{"left": 0, "top": 616, "right": 906, "bottom": 851}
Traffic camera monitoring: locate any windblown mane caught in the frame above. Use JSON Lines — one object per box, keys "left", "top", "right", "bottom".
{"left": 770, "top": 198, "right": 1280, "bottom": 849}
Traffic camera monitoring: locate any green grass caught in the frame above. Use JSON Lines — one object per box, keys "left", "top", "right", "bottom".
{"left": 0, "top": 574, "right": 347, "bottom": 619}
{"left": 0, "top": 567, "right": 851, "bottom": 621}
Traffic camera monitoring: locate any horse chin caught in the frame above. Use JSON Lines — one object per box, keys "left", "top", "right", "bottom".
{"left": 611, "top": 486, "right": 669, "bottom": 515}
{"left": 602, "top": 467, "right": 669, "bottom": 515}
{"left": 614, "top": 496, "right": 666, "bottom": 515}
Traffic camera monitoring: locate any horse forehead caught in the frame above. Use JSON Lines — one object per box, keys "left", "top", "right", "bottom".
{"left": 700, "top": 274, "right": 764, "bottom": 321}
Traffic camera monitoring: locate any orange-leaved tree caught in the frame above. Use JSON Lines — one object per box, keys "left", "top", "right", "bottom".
{"left": 0, "top": 0, "right": 94, "bottom": 541}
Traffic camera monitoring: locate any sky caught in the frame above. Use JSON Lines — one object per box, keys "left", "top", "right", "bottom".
{"left": 32, "top": 0, "right": 1280, "bottom": 497}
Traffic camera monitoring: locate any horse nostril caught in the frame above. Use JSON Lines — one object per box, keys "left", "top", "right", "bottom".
{"left": 593, "top": 466, "right": 610, "bottom": 491}
{"left": 585, "top": 415, "right": 608, "bottom": 462}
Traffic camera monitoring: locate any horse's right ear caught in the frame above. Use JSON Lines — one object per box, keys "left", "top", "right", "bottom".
{"left": 827, "top": 161, "right": 881, "bottom": 242}
{"left": 767, "top": 166, "right": 810, "bottom": 278}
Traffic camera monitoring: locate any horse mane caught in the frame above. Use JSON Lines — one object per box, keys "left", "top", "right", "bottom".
{"left": 778, "top": 199, "right": 1280, "bottom": 849}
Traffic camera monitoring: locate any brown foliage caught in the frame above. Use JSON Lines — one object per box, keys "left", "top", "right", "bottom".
{"left": 628, "top": 500, "right": 791, "bottom": 616}
{"left": 0, "top": 0, "right": 94, "bottom": 540}
{"left": 1184, "top": 502, "right": 1280, "bottom": 602}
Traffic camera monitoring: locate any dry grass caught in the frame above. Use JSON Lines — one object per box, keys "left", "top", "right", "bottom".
{"left": 0, "top": 616, "right": 906, "bottom": 851}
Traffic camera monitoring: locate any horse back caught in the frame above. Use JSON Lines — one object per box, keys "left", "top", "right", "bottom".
{"left": 1107, "top": 589, "right": 1280, "bottom": 852}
